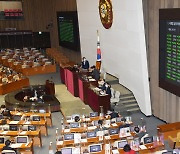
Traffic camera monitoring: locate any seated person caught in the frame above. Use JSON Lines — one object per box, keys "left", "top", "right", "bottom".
{"left": 81, "top": 57, "right": 89, "bottom": 70}
{"left": 90, "top": 65, "right": 100, "bottom": 81}
{"left": 99, "top": 79, "right": 106, "bottom": 90}
{"left": 74, "top": 116, "right": 80, "bottom": 122}
{"left": 2, "top": 140, "right": 17, "bottom": 153}
{"left": 55, "top": 151, "right": 62, "bottom": 154}
{"left": 134, "top": 125, "right": 148, "bottom": 143}
{"left": 108, "top": 109, "right": 120, "bottom": 119}
{"left": 123, "top": 144, "right": 135, "bottom": 154}
{"left": 0, "top": 105, "right": 12, "bottom": 119}
{"left": 102, "top": 82, "right": 111, "bottom": 97}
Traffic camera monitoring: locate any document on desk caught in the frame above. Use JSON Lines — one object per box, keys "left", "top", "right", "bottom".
{"left": 15, "top": 112, "right": 22, "bottom": 115}
{"left": 24, "top": 121, "right": 31, "bottom": 125}
{"left": 9, "top": 121, "right": 19, "bottom": 124}
{"left": 11, "top": 143, "right": 23, "bottom": 148}
{"left": 85, "top": 118, "right": 90, "bottom": 121}
{"left": 89, "top": 78, "right": 96, "bottom": 81}
{"left": 20, "top": 131, "right": 27, "bottom": 135}
{"left": 111, "top": 123, "right": 118, "bottom": 127}
{"left": 57, "top": 141, "right": 63, "bottom": 145}
{"left": 67, "top": 119, "right": 73, "bottom": 123}
{"left": 104, "top": 136, "right": 110, "bottom": 140}
{"left": 1, "top": 131, "right": 8, "bottom": 135}
{"left": 139, "top": 145, "right": 147, "bottom": 150}
{"left": 112, "top": 149, "right": 119, "bottom": 154}
{"left": 81, "top": 138, "right": 87, "bottom": 143}
{"left": 74, "top": 133, "right": 81, "bottom": 144}
{"left": 64, "top": 129, "right": 70, "bottom": 133}
{"left": 87, "top": 126, "right": 96, "bottom": 130}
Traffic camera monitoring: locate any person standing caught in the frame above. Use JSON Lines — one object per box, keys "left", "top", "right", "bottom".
{"left": 81, "top": 57, "right": 89, "bottom": 70}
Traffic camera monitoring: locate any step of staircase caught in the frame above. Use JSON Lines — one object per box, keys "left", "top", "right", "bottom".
{"left": 105, "top": 73, "right": 119, "bottom": 85}
{"left": 121, "top": 99, "right": 137, "bottom": 104}
{"left": 127, "top": 107, "right": 140, "bottom": 113}
{"left": 120, "top": 95, "right": 135, "bottom": 101}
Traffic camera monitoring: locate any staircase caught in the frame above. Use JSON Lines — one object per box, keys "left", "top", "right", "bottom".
{"left": 105, "top": 73, "right": 141, "bottom": 116}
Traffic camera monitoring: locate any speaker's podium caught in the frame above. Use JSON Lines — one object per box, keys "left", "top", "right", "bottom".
{"left": 45, "top": 80, "right": 55, "bottom": 95}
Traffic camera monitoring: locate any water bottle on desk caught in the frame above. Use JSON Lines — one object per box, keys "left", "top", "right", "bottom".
{"left": 61, "top": 118, "right": 64, "bottom": 131}
{"left": 48, "top": 142, "right": 54, "bottom": 154}
{"left": 56, "top": 128, "right": 59, "bottom": 141}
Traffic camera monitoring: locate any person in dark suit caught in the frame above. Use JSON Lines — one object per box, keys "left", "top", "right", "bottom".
{"left": 91, "top": 65, "right": 100, "bottom": 81}
{"left": 81, "top": 57, "right": 89, "bottom": 69}
{"left": 2, "top": 140, "right": 17, "bottom": 153}
{"left": 104, "top": 82, "right": 111, "bottom": 97}
{"left": 110, "top": 109, "right": 119, "bottom": 119}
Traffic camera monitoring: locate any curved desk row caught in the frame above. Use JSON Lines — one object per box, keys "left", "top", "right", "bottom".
{"left": 0, "top": 77, "right": 29, "bottom": 95}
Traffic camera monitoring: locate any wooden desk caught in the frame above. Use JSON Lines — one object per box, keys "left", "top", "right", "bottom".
{"left": 0, "top": 77, "right": 29, "bottom": 95}
{"left": 0, "top": 142, "right": 34, "bottom": 154}
{"left": 20, "top": 64, "right": 56, "bottom": 76}
{"left": 87, "top": 87, "right": 110, "bottom": 113}
{"left": 157, "top": 122, "right": 180, "bottom": 140}
{"left": 0, "top": 130, "right": 42, "bottom": 147}
{"left": 7, "top": 120, "right": 48, "bottom": 136}
{"left": 10, "top": 111, "right": 52, "bottom": 127}
{"left": 64, "top": 68, "right": 79, "bottom": 97}
{"left": 78, "top": 77, "right": 98, "bottom": 104}
{"left": 57, "top": 141, "right": 164, "bottom": 154}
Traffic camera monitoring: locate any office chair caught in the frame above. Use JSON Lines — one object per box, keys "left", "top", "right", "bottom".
{"left": 110, "top": 88, "right": 115, "bottom": 99}
{"left": 110, "top": 91, "right": 120, "bottom": 106}
{"left": 168, "top": 132, "right": 180, "bottom": 149}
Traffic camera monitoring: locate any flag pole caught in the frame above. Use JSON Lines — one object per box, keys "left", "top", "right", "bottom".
{"left": 96, "top": 30, "right": 101, "bottom": 70}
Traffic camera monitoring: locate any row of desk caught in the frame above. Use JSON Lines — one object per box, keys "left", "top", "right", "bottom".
{"left": 60, "top": 66, "right": 110, "bottom": 113}
{"left": 0, "top": 49, "right": 56, "bottom": 76}
{"left": 0, "top": 110, "right": 53, "bottom": 153}
{"left": 0, "top": 77, "right": 29, "bottom": 95}
{"left": 56, "top": 116, "right": 164, "bottom": 154}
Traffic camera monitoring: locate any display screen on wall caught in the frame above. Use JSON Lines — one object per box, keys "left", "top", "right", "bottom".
{"left": 0, "top": 0, "right": 24, "bottom": 20}
{"left": 159, "top": 9, "right": 180, "bottom": 96}
{"left": 57, "top": 11, "right": 80, "bottom": 51}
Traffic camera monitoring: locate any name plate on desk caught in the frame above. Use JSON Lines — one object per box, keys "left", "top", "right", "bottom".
{"left": 139, "top": 145, "right": 147, "bottom": 150}
{"left": 64, "top": 129, "right": 70, "bottom": 133}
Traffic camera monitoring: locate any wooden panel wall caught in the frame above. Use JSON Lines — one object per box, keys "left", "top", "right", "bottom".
{"left": 0, "top": 0, "right": 81, "bottom": 63}
{"left": 143, "top": 0, "right": 180, "bottom": 123}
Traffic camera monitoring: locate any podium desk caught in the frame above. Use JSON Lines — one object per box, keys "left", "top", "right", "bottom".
{"left": 78, "top": 77, "right": 98, "bottom": 104}
{"left": 87, "top": 88, "right": 110, "bottom": 113}
{"left": 60, "top": 65, "right": 65, "bottom": 84}
{"left": 45, "top": 80, "right": 55, "bottom": 95}
{"left": 65, "top": 68, "right": 79, "bottom": 97}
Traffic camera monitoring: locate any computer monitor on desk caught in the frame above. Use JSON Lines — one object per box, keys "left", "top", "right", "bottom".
{"left": 0, "top": 114, "right": 4, "bottom": 120}
{"left": 9, "top": 125, "right": 18, "bottom": 131}
{"left": 90, "top": 112, "right": 98, "bottom": 118}
{"left": 0, "top": 137, "right": 5, "bottom": 144}
{"left": 114, "top": 140, "right": 128, "bottom": 149}
{"left": 144, "top": 136, "right": 153, "bottom": 144}
{"left": 64, "top": 134, "right": 74, "bottom": 141}
{"left": 16, "top": 136, "right": 28, "bottom": 143}
{"left": 13, "top": 115, "right": 21, "bottom": 121}
{"left": 109, "top": 128, "right": 119, "bottom": 135}
{"left": 70, "top": 122, "right": 80, "bottom": 128}
{"left": 88, "top": 144, "right": 102, "bottom": 153}
{"left": 87, "top": 131, "right": 96, "bottom": 138}
{"left": 31, "top": 116, "right": 41, "bottom": 121}
{"left": 61, "top": 147, "right": 73, "bottom": 154}
{"left": 28, "top": 125, "right": 36, "bottom": 131}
